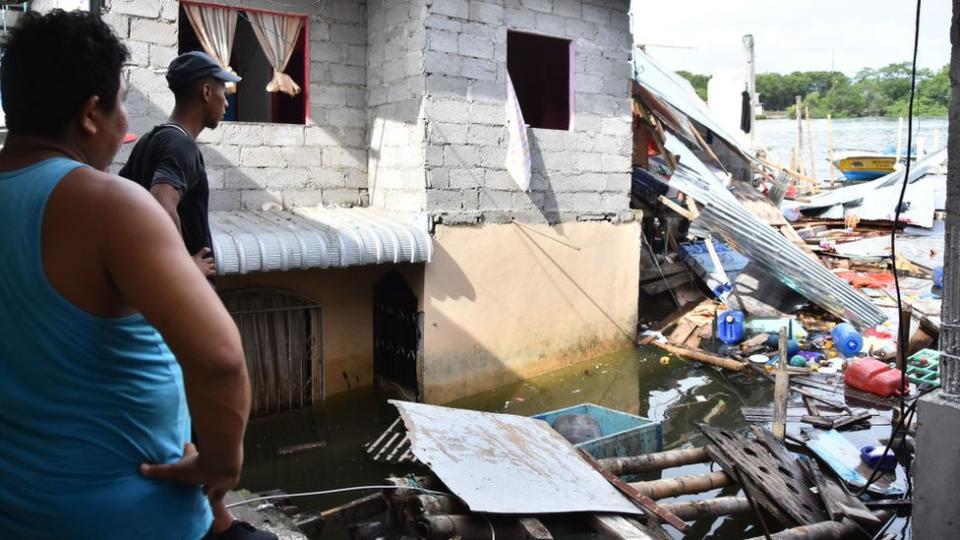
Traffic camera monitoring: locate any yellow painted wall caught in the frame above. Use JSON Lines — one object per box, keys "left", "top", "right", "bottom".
{"left": 216, "top": 264, "right": 424, "bottom": 398}
{"left": 421, "top": 220, "right": 642, "bottom": 403}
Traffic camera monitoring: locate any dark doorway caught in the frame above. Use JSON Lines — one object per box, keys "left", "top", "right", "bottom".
{"left": 373, "top": 272, "right": 420, "bottom": 398}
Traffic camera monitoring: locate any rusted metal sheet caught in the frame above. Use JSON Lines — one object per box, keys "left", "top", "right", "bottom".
{"left": 391, "top": 401, "right": 644, "bottom": 515}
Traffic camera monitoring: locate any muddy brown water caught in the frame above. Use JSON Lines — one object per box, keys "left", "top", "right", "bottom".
{"left": 238, "top": 346, "right": 909, "bottom": 539}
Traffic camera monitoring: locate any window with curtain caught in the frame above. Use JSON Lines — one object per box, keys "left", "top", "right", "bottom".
{"left": 178, "top": 2, "right": 308, "bottom": 125}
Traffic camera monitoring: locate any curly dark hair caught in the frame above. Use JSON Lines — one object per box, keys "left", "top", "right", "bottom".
{"left": 1, "top": 9, "right": 129, "bottom": 137}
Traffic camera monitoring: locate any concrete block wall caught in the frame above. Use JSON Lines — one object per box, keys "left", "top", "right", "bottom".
{"left": 420, "top": 0, "right": 634, "bottom": 225}
{"left": 104, "top": 0, "right": 369, "bottom": 211}
{"left": 366, "top": 0, "right": 429, "bottom": 214}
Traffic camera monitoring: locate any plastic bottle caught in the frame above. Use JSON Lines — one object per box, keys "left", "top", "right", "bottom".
{"left": 932, "top": 266, "right": 944, "bottom": 299}
{"left": 831, "top": 323, "right": 863, "bottom": 358}
{"left": 717, "top": 310, "right": 745, "bottom": 345}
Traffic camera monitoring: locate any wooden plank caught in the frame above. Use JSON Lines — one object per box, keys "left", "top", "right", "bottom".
{"left": 831, "top": 412, "right": 873, "bottom": 430}
{"left": 591, "top": 515, "right": 656, "bottom": 540}
{"left": 667, "top": 321, "right": 697, "bottom": 345}
{"left": 641, "top": 271, "right": 692, "bottom": 296}
{"left": 638, "top": 301, "right": 700, "bottom": 345}
{"left": 801, "top": 458, "right": 880, "bottom": 525}
{"left": 517, "top": 517, "right": 553, "bottom": 540}
{"left": 578, "top": 450, "right": 689, "bottom": 533}
{"left": 640, "top": 261, "right": 688, "bottom": 282}
{"left": 801, "top": 415, "right": 836, "bottom": 428}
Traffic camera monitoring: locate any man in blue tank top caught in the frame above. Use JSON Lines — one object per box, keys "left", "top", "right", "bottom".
{"left": 0, "top": 10, "right": 251, "bottom": 539}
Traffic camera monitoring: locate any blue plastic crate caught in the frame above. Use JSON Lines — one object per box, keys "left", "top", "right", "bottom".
{"left": 532, "top": 403, "right": 663, "bottom": 460}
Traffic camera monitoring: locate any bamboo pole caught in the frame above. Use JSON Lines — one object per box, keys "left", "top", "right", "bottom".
{"left": 660, "top": 496, "right": 751, "bottom": 521}
{"left": 827, "top": 114, "right": 836, "bottom": 184}
{"left": 652, "top": 341, "right": 747, "bottom": 372}
{"left": 628, "top": 471, "right": 732, "bottom": 499}
{"left": 772, "top": 327, "right": 789, "bottom": 441}
{"left": 744, "top": 511, "right": 891, "bottom": 540}
{"left": 754, "top": 154, "right": 819, "bottom": 186}
{"left": 795, "top": 96, "right": 804, "bottom": 175}
{"left": 597, "top": 447, "right": 710, "bottom": 476}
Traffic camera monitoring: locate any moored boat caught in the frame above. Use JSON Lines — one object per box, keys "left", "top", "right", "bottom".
{"left": 832, "top": 151, "right": 897, "bottom": 181}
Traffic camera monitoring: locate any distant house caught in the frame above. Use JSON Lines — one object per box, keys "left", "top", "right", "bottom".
{"left": 76, "top": 0, "right": 638, "bottom": 412}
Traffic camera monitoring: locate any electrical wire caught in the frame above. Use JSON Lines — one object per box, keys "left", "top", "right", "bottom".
{"left": 224, "top": 484, "right": 452, "bottom": 509}
{"left": 856, "top": 0, "right": 923, "bottom": 500}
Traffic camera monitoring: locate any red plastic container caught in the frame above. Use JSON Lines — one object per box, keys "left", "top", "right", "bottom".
{"left": 844, "top": 358, "right": 907, "bottom": 397}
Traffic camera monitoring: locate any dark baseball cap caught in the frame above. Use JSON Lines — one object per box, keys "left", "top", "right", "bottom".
{"left": 166, "top": 51, "right": 241, "bottom": 91}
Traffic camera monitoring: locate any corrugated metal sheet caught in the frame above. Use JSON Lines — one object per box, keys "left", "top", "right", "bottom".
{"left": 392, "top": 400, "right": 644, "bottom": 515}
{"left": 210, "top": 208, "right": 433, "bottom": 275}
{"left": 661, "top": 133, "right": 887, "bottom": 329}
{"left": 633, "top": 49, "right": 744, "bottom": 148}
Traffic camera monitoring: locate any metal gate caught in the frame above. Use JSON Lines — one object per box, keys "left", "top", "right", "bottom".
{"left": 222, "top": 289, "right": 322, "bottom": 417}
{"left": 373, "top": 272, "right": 420, "bottom": 397}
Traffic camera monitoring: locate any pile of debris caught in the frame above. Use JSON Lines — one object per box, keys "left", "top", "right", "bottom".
{"left": 629, "top": 47, "right": 945, "bottom": 397}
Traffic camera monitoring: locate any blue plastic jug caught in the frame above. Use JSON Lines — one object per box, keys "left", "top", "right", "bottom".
{"left": 717, "top": 310, "right": 744, "bottom": 345}
{"left": 832, "top": 323, "right": 863, "bottom": 358}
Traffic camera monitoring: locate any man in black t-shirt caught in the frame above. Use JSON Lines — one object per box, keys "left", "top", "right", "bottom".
{"left": 119, "top": 52, "right": 276, "bottom": 540}
{"left": 120, "top": 51, "right": 238, "bottom": 279}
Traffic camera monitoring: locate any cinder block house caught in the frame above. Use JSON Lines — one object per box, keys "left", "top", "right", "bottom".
{"left": 81, "top": 0, "right": 639, "bottom": 411}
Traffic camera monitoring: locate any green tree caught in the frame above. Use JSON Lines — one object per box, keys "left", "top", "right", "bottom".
{"left": 676, "top": 70, "right": 710, "bottom": 100}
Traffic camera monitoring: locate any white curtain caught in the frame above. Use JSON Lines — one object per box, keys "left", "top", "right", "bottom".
{"left": 246, "top": 11, "right": 303, "bottom": 97}
{"left": 505, "top": 74, "right": 531, "bottom": 191}
{"left": 183, "top": 3, "right": 239, "bottom": 93}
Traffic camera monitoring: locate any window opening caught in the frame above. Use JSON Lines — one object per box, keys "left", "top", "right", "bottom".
{"left": 507, "top": 30, "right": 573, "bottom": 131}
{"left": 178, "top": 3, "right": 307, "bottom": 124}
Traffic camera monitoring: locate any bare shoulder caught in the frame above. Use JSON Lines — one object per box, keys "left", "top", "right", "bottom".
{"left": 56, "top": 166, "right": 171, "bottom": 227}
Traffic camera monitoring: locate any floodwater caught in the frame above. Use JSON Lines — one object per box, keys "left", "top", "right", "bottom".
{"left": 238, "top": 347, "right": 908, "bottom": 539}
{"left": 755, "top": 116, "right": 948, "bottom": 181}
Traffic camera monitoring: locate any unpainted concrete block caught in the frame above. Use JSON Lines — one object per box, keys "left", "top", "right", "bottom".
{"left": 109, "top": 0, "right": 160, "bottom": 19}
{"left": 433, "top": 0, "right": 469, "bottom": 19}
{"left": 130, "top": 18, "right": 177, "bottom": 47}
{"left": 240, "top": 147, "right": 285, "bottom": 168}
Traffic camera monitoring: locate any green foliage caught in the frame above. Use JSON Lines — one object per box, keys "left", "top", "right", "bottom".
{"left": 677, "top": 63, "right": 950, "bottom": 119}
{"left": 676, "top": 70, "right": 710, "bottom": 100}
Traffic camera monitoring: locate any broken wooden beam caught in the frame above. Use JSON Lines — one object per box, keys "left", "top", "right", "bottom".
{"left": 597, "top": 447, "right": 710, "bottom": 476}
{"left": 628, "top": 471, "right": 732, "bottom": 499}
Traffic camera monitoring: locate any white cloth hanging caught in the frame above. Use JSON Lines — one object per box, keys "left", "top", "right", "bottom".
{"left": 246, "top": 11, "right": 303, "bottom": 97}
{"left": 182, "top": 2, "right": 239, "bottom": 93}
{"left": 505, "top": 74, "right": 531, "bottom": 192}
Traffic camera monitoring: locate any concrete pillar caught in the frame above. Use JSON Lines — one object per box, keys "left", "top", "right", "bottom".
{"left": 913, "top": 2, "right": 960, "bottom": 537}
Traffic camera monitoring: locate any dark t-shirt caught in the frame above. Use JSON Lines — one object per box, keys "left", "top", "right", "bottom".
{"left": 119, "top": 124, "right": 212, "bottom": 257}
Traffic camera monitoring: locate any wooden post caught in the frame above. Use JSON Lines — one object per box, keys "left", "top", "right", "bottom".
{"left": 827, "top": 114, "right": 836, "bottom": 184}
{"left": 805, "top": 106, "right": 816, "bottom": 180}
{"left": 772, "top": 327, "right": 790, "bottom": 441}
{"left": 744, "top": 511, "right": 891, "bottom": 540}
{"left": 896, "top": 116, "right": 904, "bottom": 163}
{"left": 795, "top": 96, "right": 804, "bottom": 175}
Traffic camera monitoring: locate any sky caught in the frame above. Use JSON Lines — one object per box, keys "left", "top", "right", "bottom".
{"left": 630, "top": 0, "right": 951, "bottom": 76}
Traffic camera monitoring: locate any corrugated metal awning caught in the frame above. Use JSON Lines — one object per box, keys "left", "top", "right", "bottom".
{"left": 210, "top": 207, "right": 433, "bottom": 275}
